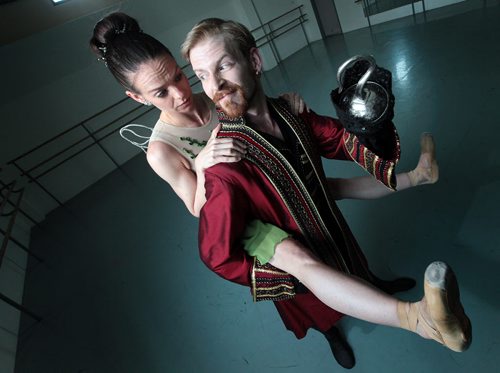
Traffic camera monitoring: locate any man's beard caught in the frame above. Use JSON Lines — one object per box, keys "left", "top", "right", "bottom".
{"left": 213, "top": 82, "right": 249, "bottom": 119}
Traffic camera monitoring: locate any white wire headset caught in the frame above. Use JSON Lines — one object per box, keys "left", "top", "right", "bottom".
{"left": 119, "top": 124, "right": 154, "bottom": 153}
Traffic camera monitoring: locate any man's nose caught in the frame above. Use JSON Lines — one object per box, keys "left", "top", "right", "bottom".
{"left": 211, "top": 74, "right": 226, "bottom": 95}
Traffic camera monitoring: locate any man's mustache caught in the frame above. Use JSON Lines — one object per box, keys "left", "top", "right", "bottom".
{"left": 213, "top": 87, "right": 237, "bottom": 104}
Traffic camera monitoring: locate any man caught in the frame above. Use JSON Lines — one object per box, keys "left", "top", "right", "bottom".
{"left": 180, "top": 18, "right": 471, "bottom": 368}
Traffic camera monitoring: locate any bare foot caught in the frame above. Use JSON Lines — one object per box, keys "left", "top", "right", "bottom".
{"left": 408, "top": 133, "right": 439, "bottom": 186}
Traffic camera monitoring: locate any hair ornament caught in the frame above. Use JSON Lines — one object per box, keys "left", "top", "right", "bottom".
{"left": 97, "top": 45, "right": 107, "bottom": 55}
{"left": 97, "top": 45, "right": 107, "bottom": 65}
{"left": 115, "top": 25, "right": 127, "bottom": 35}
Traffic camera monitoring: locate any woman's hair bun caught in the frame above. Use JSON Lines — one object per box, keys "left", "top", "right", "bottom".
{"left": 90, "top": 12, "right": 141, "bottom": 56}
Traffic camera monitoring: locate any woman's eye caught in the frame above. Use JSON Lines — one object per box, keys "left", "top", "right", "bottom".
{"left": 156, "top": 89, "right": 167, "bottom": 98}
{"left": 175, "top": 73, "right": 183, "bottom": 82}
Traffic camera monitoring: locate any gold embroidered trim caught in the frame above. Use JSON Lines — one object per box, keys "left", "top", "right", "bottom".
{"left": 343, "top": 130, "right": 398, "bottom": 190}
{"left": 251, "top": 257, "right": 296, "bottom": 302}
{"left": 257, "top": 284, "right": 296, "bottom": 291}
{"left": 252, "top": 257, "right": 257, "bottom": 302}
{"left": 254, "top": 268, "right": 292, "bottom": 276}
{"left": 269, "top": 100, "right": 350, "bottom": 273}
{"left": 256, "top": 291, "right": 296, "bottom": 298}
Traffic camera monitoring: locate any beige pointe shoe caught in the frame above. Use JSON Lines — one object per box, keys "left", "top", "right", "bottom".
{"left": 408, "top": 133, "right": 439, "bottom": 186}
{"left": 398, "top": 261, "right": 472, "bottom": 352}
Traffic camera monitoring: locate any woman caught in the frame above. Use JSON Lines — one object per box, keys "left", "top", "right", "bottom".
{"left": 89, "top": 12, "right": 469, "bottom": 357}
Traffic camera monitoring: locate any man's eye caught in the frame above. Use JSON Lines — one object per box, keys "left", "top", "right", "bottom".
{"left": 156, "top": 89, "right": 167, "bottom": 98}
{"left": 197, "top": 74, "right": 206, "bottom": 81}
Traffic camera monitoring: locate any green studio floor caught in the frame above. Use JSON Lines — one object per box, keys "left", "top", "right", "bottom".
{"left": 16, "top": 1, "right": 500, "bottom": 372}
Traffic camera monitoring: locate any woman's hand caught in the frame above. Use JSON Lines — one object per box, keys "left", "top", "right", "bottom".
{"left": 194, "top": 124, "right": 247, "bottom": 172}
{"left": 280, "top": 92, "right": 309, "bottom": 116}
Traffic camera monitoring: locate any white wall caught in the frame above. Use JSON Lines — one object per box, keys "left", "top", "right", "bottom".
{"left": 334, "top": 0, "right": 369, "bottom": 33}
{"left": 239, "top": 0, "right": 322, "bottom": 69}
{"left": 0, "top": 1, "right": 321, "bottom": 371}
{"left": 333, "top": 0, "right": 464, "bottom": 33}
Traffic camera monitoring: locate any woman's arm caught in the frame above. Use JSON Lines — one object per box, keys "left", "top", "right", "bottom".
{"left": 147, "top": 141, "right": 199, "bottom": 215}
{"left": 328, "top": 175, "right": 401, "bottom": 200}
{"left": 147, "top": 124, "right": 246, "bottom": 217}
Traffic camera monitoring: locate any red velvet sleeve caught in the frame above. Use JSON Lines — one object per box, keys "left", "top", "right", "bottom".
{"left": 198, "top": 170, "right": 254, "bottom": 287}
{"left": 299, "top": 109, "right": 350, "bottom": 160}
{"left": 299, "top": 109, "right": 400, "bottom": 189}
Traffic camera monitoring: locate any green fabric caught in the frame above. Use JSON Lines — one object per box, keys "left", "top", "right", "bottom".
{"left": 242, "top": 220, "right": 291, "bottom": 264}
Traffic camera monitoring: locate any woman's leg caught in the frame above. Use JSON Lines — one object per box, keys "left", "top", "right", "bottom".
{"left": 269, "top": 238, "right": 472, "bottom": 352}
{"left": 407, "top": 132, "right": 439, "bottom": 188}
{"left": 329, "top": 133, "right": 439, "bottom": 200}
{"left": 270, "top": 238, "right": 400, "bottom": 327}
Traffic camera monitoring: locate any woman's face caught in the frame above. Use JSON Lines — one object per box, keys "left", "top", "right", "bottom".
{"left": 127, "top": 54, "right": 194, "bottom": 114}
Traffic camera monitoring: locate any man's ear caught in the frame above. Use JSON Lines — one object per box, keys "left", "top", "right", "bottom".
{"left": 126, "top": 90, "right": 145, "bottom": 104}
{"left": 249, "top": 47, "right": 263, "bottom": 74}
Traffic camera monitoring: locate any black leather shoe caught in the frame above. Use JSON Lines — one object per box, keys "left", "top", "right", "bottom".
{"left": 323, "top": 326, "right": 355, "bottom": 369}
